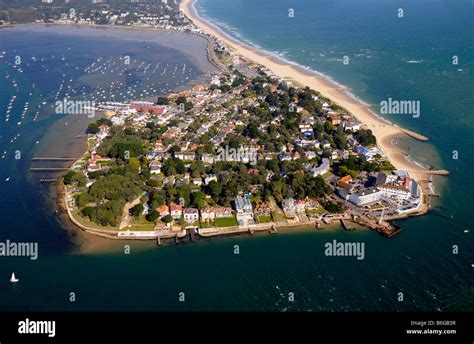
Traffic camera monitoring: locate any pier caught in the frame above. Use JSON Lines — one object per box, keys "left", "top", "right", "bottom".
{"left": 30, "top": 168, "right": 69, "bottom": 171}
{"left": 33, "top": 157, "right": 78, "bottom": 161}
{"left": 187, "top": 227, "right": 197, "bottom": 242}
{"left": 40, "top": 178, "right": 61, "bottom": 183}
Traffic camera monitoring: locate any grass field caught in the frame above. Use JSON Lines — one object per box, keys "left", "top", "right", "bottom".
{"left": 257, "top": 215, "right": 272, "bottom": 223}
{"left": 215, "top": 217, "right": 238, "bottom": 227}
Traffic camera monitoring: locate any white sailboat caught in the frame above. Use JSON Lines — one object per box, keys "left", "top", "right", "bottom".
{"left": 10, "top": 272, "right": 19, "bottom": 283}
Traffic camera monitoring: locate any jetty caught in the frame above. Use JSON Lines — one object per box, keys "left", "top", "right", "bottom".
{"left": 30, "top": 167, "right": 69, "bottom": 171}
{"left": 32, "top": 157, "right": 77, "bottom": 161}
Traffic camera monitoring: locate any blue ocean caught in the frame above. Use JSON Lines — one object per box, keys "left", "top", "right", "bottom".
{"left": 0, "top": 0, "right": 473, "bottom": 311}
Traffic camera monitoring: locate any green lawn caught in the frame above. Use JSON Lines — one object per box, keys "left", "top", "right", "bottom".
{"left": 257, "top": 215, "right": 272, "bottom": 223}
{"left": 125, "top": 224, "right": 155, "bottom": 231}
{"left": 131, "top": 214, "right": 154, "bottom": 225}
{"left": 199, "top": 221, "right": 214, "bottom": 228}
{"left": 306, "top": 206, "right": 327, "bottom": 216}
{"left": 215, "top": 217, "right": 238, "bottom": 227}
{"left": 71, "top": 209, "right": 118, "bottom": 231}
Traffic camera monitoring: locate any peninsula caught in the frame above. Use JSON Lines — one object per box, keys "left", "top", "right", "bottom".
{"left": 12, "top": 0, "right": 446, "bottom": 242}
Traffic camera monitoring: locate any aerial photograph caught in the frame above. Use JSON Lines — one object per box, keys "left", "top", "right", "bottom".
{"left": 0, "top": 0, "right": 472, "bottom": 341}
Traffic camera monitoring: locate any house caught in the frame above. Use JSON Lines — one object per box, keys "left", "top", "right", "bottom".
{"left": 355, "top": 146, "right": 382, "bottom": 162}
{"left": 156, "top": 204, "right": 170, "bottom": 216}
{"left": 349, "top": 187, "right": 383, "bottom": 206}
{"left": 254, "top": 203, "right": 271, "bottom": 216}
{"left": 336, "top": 175, "right": 353, "bottom": 187}
{"left": 215, "top": 207, "right": 233, "bottom": 218}
{"left": 342, "top": 121, "right": 361, "bottom": 132}
{"left": 321, "top": 140, "right": 331, "bottom": 149}
{"left": 204, "top": 174, "right": 217, "bottom": 185}
{"left": 192, "top": 178, "right": 203, "bottom": 186}
{"left": 235, "top": 196, "right": 254, "bottom": 225}
{"left": 98, "top": 124, "right": 110, "bottom": 139}
{"left": 175, "top": 151, "right": 195, "bottom": 161}
{"left": 295, "top": 199, "right": 306, "bottom": 213}
{"left": 305, "top": 151, "right": 317, "bottom": 160}
{"left": 336, "top": 175, "right": 355, "bottom": 200}
{"left": 328, "top": 114, "right": 341, "bottom": 125}
{"left": 200, "top": 207, "right": 216, "bottom": 221}
{"left": 278, "top": 152, "right": 292, "bottom": 161}
{"left": 154, "top": 140, "right": 167, "bottom": 152}
{"left": 87, "top": 154, "right": 111, "bottom": 172}
{"left": 282, "top": 198, "right": 296, "bottom": 215}
{"left": 170, "top": 203, "right": 183, "bottom": 219}
{"left": 149, "top": 160, "right": 162, "bottom": 174}
{"left": 299, "top": 121, "right": 313, "bottom": 134}
{"left": 201, "top": 153, "right": 214, "bottom": 164}
{"left": 183, "top": 208, "right": 199, "bottom": 223}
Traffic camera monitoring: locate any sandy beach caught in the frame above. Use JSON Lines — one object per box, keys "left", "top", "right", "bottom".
{"left": 181, "top": 0, "right": 448, "bottom": 186}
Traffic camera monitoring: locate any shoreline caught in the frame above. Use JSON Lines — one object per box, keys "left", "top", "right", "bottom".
{"left": 8, "top": 13, "right": 443, "bottom": 246}
{"left": 180, "top": 0, "right": 448, "bottom": 186}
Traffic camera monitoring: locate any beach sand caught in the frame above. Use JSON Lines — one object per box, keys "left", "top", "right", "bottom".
{"left": 181, "top": 0, "right": 436, "bottom": 185}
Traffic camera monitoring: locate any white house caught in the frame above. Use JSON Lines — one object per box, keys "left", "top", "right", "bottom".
{"left": 170, "top": 203, "right": 183, "bottom": 219}
{"left": 149, "top": 160, "right": 162, "bottom": 174}
{"left": 183, "top": 208, "right": 199, "bottom": 223}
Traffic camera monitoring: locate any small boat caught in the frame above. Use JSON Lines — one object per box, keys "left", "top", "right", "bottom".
{"left": 10, "top": 272, "right": 19, "bottom": 283}
{"left": 5, "top": 177, "right": 10, "bottom": 182}
{"left": 464, "top": 228, "right": 470, "bottom": 234}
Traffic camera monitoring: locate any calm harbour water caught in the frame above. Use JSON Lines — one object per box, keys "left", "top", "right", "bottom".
{"left": 0, "top": 1, "right": 473, "bottom": 312}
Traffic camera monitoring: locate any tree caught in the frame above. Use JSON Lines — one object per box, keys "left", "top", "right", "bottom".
{"left": 86, "top": 123, "right": 99, "bottom": 134}
{"left": 246, "top": 122, "right": 259, "bottom": 139}
{"left": 208, "top": 180, "right": 222, "bottom": 198}
{"left": 127, "top": 157, "right": 140, "bottom": 174}
{"left": 130, "top": 204, "right": 144, "bottom": 217}
{"left": 354, "top": 129, "right": 376, "bottom": 146}
{"left": 63, "top": 170, "right": 86, "bottom": 186}
{"left": 191, "top": 191, "right": 206, "bottom": 209}
{"left": 163, "top": 214, "right": 173, "bottom": 223}
{"left": 156, "top": 96, "right": 169, "bottom": 105}
{"left": 146, "top": 209, "right": 159, "bottom": 222}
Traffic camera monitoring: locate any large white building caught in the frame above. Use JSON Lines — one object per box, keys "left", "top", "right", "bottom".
{"left": 349, "top": 187, "right": 383, "bottom": 206}
{"left": 378, "top": 185, "right": 411, "bottom": 200}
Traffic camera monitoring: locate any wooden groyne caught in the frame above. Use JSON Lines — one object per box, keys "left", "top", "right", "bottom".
{"left": 399, "top": 128, "right": 429, "bottom": 141}
{"left": 414, "top": 169, "right": 450, "bottom": 176}
{"left": 340, "top": 219, "right": 353, "bottom": 230}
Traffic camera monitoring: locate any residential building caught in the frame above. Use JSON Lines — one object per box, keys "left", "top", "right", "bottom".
{"left": 215, "top": 207, "right": 233, "bottom": 218}
{"left": 156, "top": 204, "right": 170, "bottom": 216}
{"left": 282, "top": 198, "right": 296, "bottom": 215}
{"left": 149, "top": 160, "right": 162, "bottom": 174}
{"left": 170, "top": 203, "right": 183, "bottom": 219}
{"left": 234, "top": 196, "right": 254, "bottom": 225}
{"left": 183, "top": 208, "right": 199, "bottom": 223}
{"left": 200, "top": 207, "right": 216, "bottom": 221}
